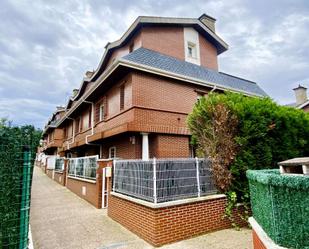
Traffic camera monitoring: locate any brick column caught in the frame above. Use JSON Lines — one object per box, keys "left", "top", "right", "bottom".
{"left": 96, "top": 159, "right": 113, "bottom": 208}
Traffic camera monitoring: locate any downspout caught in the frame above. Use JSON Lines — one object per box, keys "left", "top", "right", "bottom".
{"left": 210, "top": 85, "right": 217, "bottom": 93}
{"left": 67, "top": 117, "right": 75, "bottom": 150}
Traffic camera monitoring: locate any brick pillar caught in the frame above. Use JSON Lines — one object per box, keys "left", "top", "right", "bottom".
{"left": 63, "top": 159, "right": 69, "bottom": 186}
{"left": 96, "top": 159, "right": 113, "bottom": 208}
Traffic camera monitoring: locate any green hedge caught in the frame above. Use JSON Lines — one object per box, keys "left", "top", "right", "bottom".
{"left": 188, "top": 92, "right": 309, "bottom": 201}
{"left": 0, "top": 120, "right": 41, "bottom": 248}
{"left": 247, "top": 169, "right": 309, "bottom": 249}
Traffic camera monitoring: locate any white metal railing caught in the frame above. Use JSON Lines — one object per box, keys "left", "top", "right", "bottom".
{"left": 46, "top": 155, "right": 57, "bottom": 169}
{"left": 68, "top": 155, "right": 98, "bottom": 180}
{"left": 113, "top": 158, "right": 217, "bottom": 203}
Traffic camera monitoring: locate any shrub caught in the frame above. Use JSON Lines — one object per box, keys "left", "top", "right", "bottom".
{"left": 188, "top": 92, "right": 309, "bottom": 202}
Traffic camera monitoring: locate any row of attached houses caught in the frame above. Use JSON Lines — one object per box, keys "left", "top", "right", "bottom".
{"left": 40, "top": 13, "right": 267, "bottom": 160}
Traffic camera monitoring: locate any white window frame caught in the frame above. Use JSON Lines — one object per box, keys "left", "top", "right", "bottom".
{"left": 99, "top": 103, "right": 104, "bottom": 121}
{"left": 109, "top": 146, "right": 116, "bottom": 159}
{"left": 187, "top": 42, "right": 197, "bottom": 59}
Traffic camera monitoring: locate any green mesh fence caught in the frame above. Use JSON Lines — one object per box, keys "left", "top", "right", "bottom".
{"left": 0, "top": 143, "right": 34, "bottom": 249}
{"left": 247, "top": 169, "right": 309, "bottom": 249}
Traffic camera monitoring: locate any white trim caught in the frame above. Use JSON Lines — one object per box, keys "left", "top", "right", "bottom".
{"left": 249, "top": 217, "right": 287, "bottom": 249}
{"left": 67, "top": 175, "right": 96, "bottom": 184}
{"left": 111, "top": 191, "right": 225, "bottom": 209}
{"left": 109, "top": 146, "right": 116, "bottom": 159}
{"left": 297, "top": 100, "right": 309, "bottom": 109}
{"left": 119, "top": 59, "right": 265, "bottom": 98}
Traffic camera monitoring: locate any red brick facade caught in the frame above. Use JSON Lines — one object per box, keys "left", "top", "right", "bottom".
{"left": 108, "top": 194, "right": 247, "bottom": 246}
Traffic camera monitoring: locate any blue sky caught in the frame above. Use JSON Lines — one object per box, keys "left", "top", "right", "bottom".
{"left": 0, "top": 0, "right": 309, "bottom": 128}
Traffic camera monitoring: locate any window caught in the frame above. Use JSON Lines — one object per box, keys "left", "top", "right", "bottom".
{"left": 109, "top": 147, "right": 116, "bottom": 159}
{"left": 187, "top": 42, "right": 197, "bottom": 58}
{"left": 99, "top": 103, "right": 104, "bottom": 121}
{"left": 75, "top": 118, "right": 81, "bottom": 133}
{"left": 120, "top": 85, "right": 125, "bottom": 110}
{"left": 88, "top": 107, "right": 92, "bottom": 128}
{"left": 64, "top": 127, "right": 67, "bottom": 139}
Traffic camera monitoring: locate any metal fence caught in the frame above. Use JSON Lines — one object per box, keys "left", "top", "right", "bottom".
{"left": 68, "top": 155, "right": 98, "bottom": 180}
{"left": 113, "top": 158, "right": 217, "bottom": 203}
{"left": 55, "top": 157, "right": 64, "bottom": 172}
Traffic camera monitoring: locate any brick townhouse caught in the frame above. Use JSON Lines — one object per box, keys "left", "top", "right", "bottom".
{"left": 41, "top": 13, "right": 267, "bottom": 159}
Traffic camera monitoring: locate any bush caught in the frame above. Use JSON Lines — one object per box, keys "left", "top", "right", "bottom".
{"left": 188, "top": 92, "right": 309, "bottom": 202}
{"left": 0, "top": 119, "right": 41, "bottom": 248}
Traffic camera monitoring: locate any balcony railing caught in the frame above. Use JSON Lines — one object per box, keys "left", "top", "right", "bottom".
{"left": 113, "top": 158, "right": 217, "bottom": 204}
{"left": 68, "top": 155, "right": 98, "bottom": 180}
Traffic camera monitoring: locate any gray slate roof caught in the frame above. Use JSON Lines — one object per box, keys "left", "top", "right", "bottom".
{"left": 122, "top": 48, "right": 268, "bottom": 97}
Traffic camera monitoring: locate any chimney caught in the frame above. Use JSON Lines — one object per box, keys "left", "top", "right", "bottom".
{"left": 198, "top": 13, "right": 216, "bottom": 33}
{"left": 56, "top": 106, "right": 64, "bottom": 111}
{"left": 85, "top": 70, "right": 94, "bottom": 78}
{"left": 72, "top": 89, "right": 79, "bottom": 98}
{"left": 293, "top": 85, "right": 308, "bottom": 106}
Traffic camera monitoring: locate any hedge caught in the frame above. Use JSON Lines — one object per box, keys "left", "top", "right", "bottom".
{"left": 188, "top": 92, "right": 309, "bottom": 201}
{"left": 247, "top": 169, "right": 309, "bottom": 249}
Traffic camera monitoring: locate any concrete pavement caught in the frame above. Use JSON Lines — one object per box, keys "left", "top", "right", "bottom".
{"left": 30, "top": 166, "right": 253, "bottom": 249}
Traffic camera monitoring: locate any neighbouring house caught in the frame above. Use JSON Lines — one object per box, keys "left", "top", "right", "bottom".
{"left": 41, "top": 13, "right": 267, "bottom": 160}
{"left": 41, "top": 106, "right": 66, "bottom": 155}
{"left": 286, "top": 84, "right": 309, "bottom": 112}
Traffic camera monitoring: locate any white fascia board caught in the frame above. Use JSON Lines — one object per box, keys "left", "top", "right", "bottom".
{"left": 298, "top": 100, "right": 309, "bottom": 109}
{"left": 119, "top": 59, "right": 265, "bottom": 98}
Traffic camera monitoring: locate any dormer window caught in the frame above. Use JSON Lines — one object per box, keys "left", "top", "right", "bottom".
{"left": 187, "top": 42, "right": 197, "bottom": 58}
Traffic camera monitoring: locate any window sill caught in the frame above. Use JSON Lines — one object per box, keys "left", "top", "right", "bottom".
{"left": 67, "top": 175, "right": 96, "bottom": 184}
{"left": 111, "top": 192, "right": 225, "bottom": 209}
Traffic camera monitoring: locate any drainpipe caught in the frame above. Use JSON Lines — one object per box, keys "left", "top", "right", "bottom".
{"left": 210, "top": 85, "right": 217, "bottom": 93}
{"left": 67, "top": 117, "right": 75, "bottom": 150}
{"left": 210, "top": 86, "right": 217, "bottom": 93}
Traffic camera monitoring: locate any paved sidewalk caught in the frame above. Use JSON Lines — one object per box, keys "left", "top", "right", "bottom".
{"left": 30, "top": 167, "right": 253, "bottom": 249}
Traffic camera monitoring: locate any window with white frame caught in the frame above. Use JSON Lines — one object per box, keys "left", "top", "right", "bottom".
{"left": 187, "top": 42, "right": 197, "bottom": 58}
{"left": 99, "top": 103, "right": 104, "bottom": 121}
{"left": 109, "top": 146, "right": 116, "bottom": 159}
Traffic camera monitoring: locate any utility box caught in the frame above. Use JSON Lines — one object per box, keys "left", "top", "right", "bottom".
{"left": 278, "top": 157, "right": 309, "bottom": 175}
{"left": 105, "top": 166, "right": 112, "bottom": 177}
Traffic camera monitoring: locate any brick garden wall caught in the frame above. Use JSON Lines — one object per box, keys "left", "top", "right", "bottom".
{"left": 108, "top": 194, "right": 247, "bottom": 246}
{"left": 53, "top": 171, "right": 65, "bottom": 186}
{"left": 66, "top": 177, "right": 98, "bottom": 207}
{"left": 46, "top": 169, "right": 53, "bottom": 179}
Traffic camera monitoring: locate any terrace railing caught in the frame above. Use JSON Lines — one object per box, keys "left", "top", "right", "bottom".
{"left": 68, "top": 155, "right": 98, "bottom": 181}
{"left": 55, "top": 157, "right": 65, "bottom": 172}
{"left": 113, "top": 158, "right": 217, "bottom": 203}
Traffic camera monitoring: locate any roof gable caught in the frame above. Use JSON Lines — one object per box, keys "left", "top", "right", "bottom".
{"left": 91, "top": 15, "right": 228, "bottom": 82}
